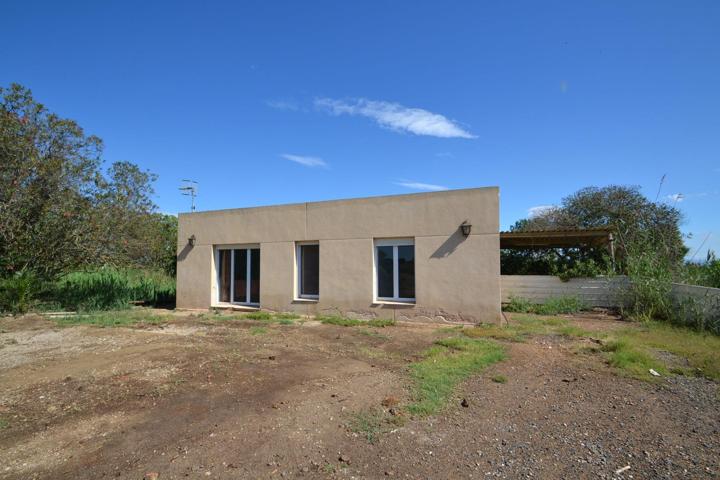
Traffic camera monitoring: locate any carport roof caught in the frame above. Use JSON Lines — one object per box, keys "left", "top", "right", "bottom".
{"left": 499, "top": 227, "right": 613, "bottom": 249}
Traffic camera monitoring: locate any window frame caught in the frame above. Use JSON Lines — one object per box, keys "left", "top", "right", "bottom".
{"left": 215, "top": 245, "right": 260, "bottom": 307}
{"left": 373, "top": 238, "right": 415, "bottom": 303}
{"left": 295, "top": 241, "right": 319, "bottom": 300}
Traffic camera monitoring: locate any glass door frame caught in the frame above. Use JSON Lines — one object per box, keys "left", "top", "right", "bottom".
{"left": 215, "top": 245, "right": 260, "bottom": 307}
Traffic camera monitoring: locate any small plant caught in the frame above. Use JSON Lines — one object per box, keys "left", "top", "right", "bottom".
{"left": 348, "top": 408, "right": 386, "bottom": 444}
{"left": 491, "top": 374, "right": 507, "bottom": 383}
{"left": 278, "top": 318, "right": 295, "bottom": 325}
{"left": 275, "top": 312, "right": 300, "bottom": 320}
{"left": 318, "top": 315, "right": 395, "bottom": 328}
{"left": 0, "top": 418, "right": 8, "bottom": 429}
{"left": 249, "top": 326, "right": 267, "bottom": 335}
{"left": 243, "top": 311, "right": 273, "bottom": 320}
{"left": 503, "top": 296, "right": 533, "bottom": 313}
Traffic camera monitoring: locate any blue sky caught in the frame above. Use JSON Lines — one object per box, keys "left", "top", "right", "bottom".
{"left": 3, "top": 1, "right": 719, "bottom": 258}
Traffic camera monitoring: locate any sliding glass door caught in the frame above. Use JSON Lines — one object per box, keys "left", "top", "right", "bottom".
{"left": 217, "top": 247, "right": 260, "bottom": 305}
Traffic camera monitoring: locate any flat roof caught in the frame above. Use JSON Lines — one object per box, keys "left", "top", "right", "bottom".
{"left": 178, "top": 186, "right": 499, "bottom": 217}
{"left": 500, "top": 227, "right": 613, "bottom": 249}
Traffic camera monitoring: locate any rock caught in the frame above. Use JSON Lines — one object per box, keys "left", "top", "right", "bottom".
{"left": 461, "top": 398, "right": 469, "bottom": 408}
{"left": 649, "top": 369, "right": 660, "bottom": 377}
{"left": 144, "top": 473, "right": 159, "bottom": 480}
{"left": 338, "top": 454, "right": 350, "bottom": 464}
{"left": 268, "top": 355, "right": 276, "bottom": 360}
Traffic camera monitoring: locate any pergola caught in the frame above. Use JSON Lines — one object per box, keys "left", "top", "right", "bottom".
{"left": 500, "top": 227, "right": 615, "bottom": 263}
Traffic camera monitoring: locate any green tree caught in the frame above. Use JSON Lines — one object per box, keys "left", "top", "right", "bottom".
{"left": 1, "top": 83, "right": 176, "bottom": 279}
{"left": 510, "top": 185, "right": 686, "bottom": 273}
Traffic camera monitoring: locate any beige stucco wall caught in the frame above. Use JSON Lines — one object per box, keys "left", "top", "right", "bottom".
{"left": 177, "top": 187, "right": 501, "bottom": 323}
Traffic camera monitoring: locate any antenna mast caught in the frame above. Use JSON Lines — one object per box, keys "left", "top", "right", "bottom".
{"left": 179, "top": 179, "right": 198, "bottom": 212}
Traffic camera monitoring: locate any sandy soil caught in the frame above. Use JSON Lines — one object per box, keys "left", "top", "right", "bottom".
{"left": 0, "top": 312, "right": 717, "bottom": 479}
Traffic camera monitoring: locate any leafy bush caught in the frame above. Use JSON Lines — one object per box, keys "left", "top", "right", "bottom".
{"left": 54, "top": 268, "right": 175, "bottom": 311}
{"left": 0, "top": 269, "right": 41, "bottom": 314}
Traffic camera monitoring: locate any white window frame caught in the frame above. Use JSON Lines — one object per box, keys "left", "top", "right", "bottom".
{"left": 214, "top": 245, "right": 260, "bottom": 307}
{"left": 373, "top": 238, "right": 415, "bottom": 303}
{"left": 295, "top": 241, "right": 320, "bottom": 300}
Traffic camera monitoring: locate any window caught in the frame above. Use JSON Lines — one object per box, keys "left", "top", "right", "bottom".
{"left": 217, "top": 247, "right": 260, "bottom": 305}
{"left": 296, "top": 243, "right": 319, "bottom": 299}
{"left": 374, "top": 239, "right": 415, "bottom": 302}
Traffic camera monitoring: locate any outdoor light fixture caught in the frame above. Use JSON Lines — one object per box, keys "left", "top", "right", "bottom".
{"left": 188, "top": 234, "right": 196, "bottom": 246}
{"left": 460, "top": 221, "right": 472, "bottom": 237}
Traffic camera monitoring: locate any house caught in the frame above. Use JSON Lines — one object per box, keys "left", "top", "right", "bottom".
{"left": 176, "top": 187, "right": 501, "bottom": 323}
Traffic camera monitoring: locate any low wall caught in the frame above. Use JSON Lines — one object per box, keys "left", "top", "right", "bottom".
{"left": 501, "top": 275, "right": 720, "bottom": 313}
{"left": 501, "top": 275, "right": 628, "bottom": 307}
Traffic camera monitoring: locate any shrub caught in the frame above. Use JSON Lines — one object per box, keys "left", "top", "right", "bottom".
{"left": 54, "top": 268, "right": 175, "bottom": 311}
{"left": 0, "top": 269, "right": 41, "bottom": 314}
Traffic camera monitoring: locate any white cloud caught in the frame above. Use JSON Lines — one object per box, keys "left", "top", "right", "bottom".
{"left": 395, "top": 180, "right": 448, "bottom": 191}
{"left": 528, "top": 205, "right": 554, "bottom": 217}
{"left": 315, "top": 97, "right": 476, "bottom": 139}
{"left": 280, "top": 154, "right": 327, "bottom": 168}
{"left": 667, "top": 193, "right": 684, "bottom": 203}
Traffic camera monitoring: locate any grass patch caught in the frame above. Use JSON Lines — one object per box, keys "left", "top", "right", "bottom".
{"left": 348, "top": 408, "right": 385, "bottom": 443}
{"left": 278, "top": 318, "right": 295, "bottom": 325}
{"left": 357, "top": 328, "right": 390, "bottom": 340}
{"left": 0, "top": 418, "right": 8, "bottom": 429}
{"left": 249, "top": 326, "right": 267, "bottom": 335}
{"left": 243, "top": 311, "right": 273, "bottom": 320}
{"left": 407, "top": 337, "right": 506, "bottom": 416}
{"left": 274, "top": 312, "right": 300, "bottom": 320}
{"left": 607, "top": 322, "right": 720, "bottom": 380}
{"left": 491, "top": 374, "right": 507, "bottom": 383}
{"left": 463, "top": 324, "right": 525, "bottom": 342}
{"left": 318, "top": 315, "right": 395, "bottom": 328}
{"left": 53, "top": 309, "right": 170, "bottom": 328}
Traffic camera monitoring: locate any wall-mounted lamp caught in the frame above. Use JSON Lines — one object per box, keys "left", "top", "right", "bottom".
{"left": 460, "top": 221, "right": 472, "bottom": 237}
{"left": 188, "top": 234, "right": 196, "bottom": 246}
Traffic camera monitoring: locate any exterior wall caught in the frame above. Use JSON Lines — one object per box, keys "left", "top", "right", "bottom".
{"left": 177, "top": 187, "right": 501, "bottom": 323}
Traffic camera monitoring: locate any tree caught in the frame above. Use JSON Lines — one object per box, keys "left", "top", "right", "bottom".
{"left": 504, "top": 185, "right": 686, "bottom": 275}
{"left": 0, "top": 83, "right": 176, "bottom": 278}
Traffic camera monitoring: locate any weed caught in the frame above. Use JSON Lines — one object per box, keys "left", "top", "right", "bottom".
{"left": 275, "top": 312, "right": 300, "bottom": 320}
{"left": 491, "top": 374, "right": 507, "bottom": 383}
{"left": 318, "top": 315, "right": 395, "bottom": 328}
{"left": 348, "top": 408, "right": 385, "bottom": 444}
{"left": 249, "top": 326, "right": 267, "bottom": 335}
{"left": 408, "top": 337, "right": 505, "bottom": 416}
{"left": 278, "top": 318, "right": 295, "bottom": 325}
{"left": 0, "top": 418, "right": 8, "bottom": 429}
{"left": 54, "top": 309, "right": 170, "bottom": 328}
{"left": 243, "top": 311, "right": 273, "bottom": 321}
{"left": 504, "top": 295, "right": 585, "bottom": 315}
{"left": 357, "top": 328, "right": 390, "bottom": 340}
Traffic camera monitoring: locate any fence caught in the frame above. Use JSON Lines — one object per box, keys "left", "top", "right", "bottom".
{"left": 502, "top": 275, "right": 720, "bottom": 310}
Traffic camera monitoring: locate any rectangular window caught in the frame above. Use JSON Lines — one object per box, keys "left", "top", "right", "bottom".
{"left": 374, "top": 239, "right": 415, "bottom": 302}
{"left": 296, "top": 243, "right": 319, "bottom": 299}
{"left": 216, "top": 247, "right": 260, "bottom": 305}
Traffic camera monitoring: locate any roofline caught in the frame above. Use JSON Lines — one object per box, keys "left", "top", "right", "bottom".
{"left": 178, "top": 186, "right": 499, "bottom": 217}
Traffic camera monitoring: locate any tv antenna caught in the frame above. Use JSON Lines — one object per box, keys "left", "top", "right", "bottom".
{"left": 179, "top": 179, "right": 198, "bottom": 212}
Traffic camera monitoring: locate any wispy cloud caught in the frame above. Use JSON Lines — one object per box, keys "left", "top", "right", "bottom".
{"left": 528, "top": 205, "right": 554, "bottom": 217}
{"left": 266, "top": 99, "right": 299, "bottom": 111}
{"left": 280, "top": 154, "right": 327, "bottom": 168}
{"left": 315, "top": 97, "right": 475, "bottom": 139}
{"left": 435, "top": 152, "right": 454, "bottom": 158}
{"left": 667, "top": 193, "right": 684, "bottom": 203}
{"left": 666, "top": 191, "right": 715, "bottom": 203}
{"left": 395, "top": 180, "right": 448, "bottom": 191}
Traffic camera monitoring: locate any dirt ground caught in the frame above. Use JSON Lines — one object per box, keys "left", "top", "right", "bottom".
{"left": 0, "top": 312, "right": 718, "bottom": 479}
